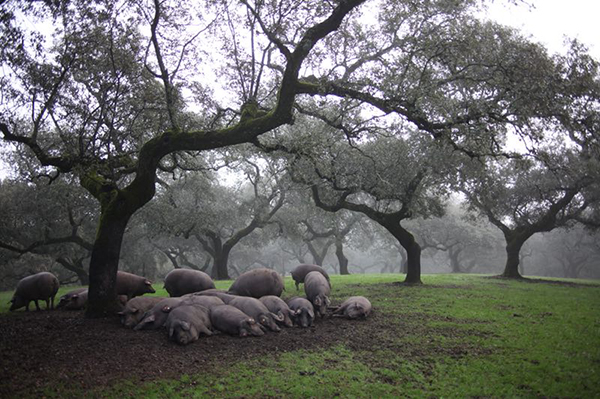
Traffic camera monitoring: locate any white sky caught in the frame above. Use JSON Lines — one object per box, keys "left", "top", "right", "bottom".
{"left": 1, "top": 1, "right": 598, "bottom": 180}
{"left": 482, "top": 0, "right": 600, "bottom": 58}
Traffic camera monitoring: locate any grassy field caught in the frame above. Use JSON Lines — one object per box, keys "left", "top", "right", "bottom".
{"left": 2, "top": 273, "right": 599, "bottom": 398}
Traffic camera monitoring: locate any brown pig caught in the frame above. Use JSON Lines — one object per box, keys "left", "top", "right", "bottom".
{"left": 9, "top": 272, "right": 59, "bottom": 311}
{"left": 133, "top": 297, "right": 183, "bottom": 330}
{"left": 332, "top": 296, "right": 372, "bottom": 319}
{"left": 180, "top": 294, "right": 225, "bottom": 310}
{"left": 228, "top": 268, "right": 284, "bottom": 298}
{"left": 163, "top": 269, "right": 215, "bottom": 297}
{"left": 117, "top": 271, "right": 155, "bottom": 300}
{"left": 287, "top": 297, "right": 315, "bottom": 328}
{"left": 228, "top": 296, "right": 283, "bottom": 332}
{"left": 290, "top": 264, "right": 331, "bottom": 290}
{"left": 259, "top": 295, "right": 294, "bottom": 327}
{"left": 57, "top": 289, "right": 88, "bottom": 310}
{"left": 304, "top": 271, "right": 331, "bottom": 318}
{"left": 56, "top": 288, "right": 88, "bottom": 309}
{"left": 189, "top": 289, "right": 237, "bottom": 304}
{"left": 210, "top": 304, "right": 265, "bottom": 337}
{"left": 119, "top": 296, "right": 164, "bottom": 328}
{"left": 165, "top": 305, "right": 213, "bottom": 345}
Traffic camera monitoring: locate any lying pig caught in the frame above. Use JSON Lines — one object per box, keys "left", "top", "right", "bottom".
{"left": 228, "top": 296, "right": 282, "bottom": 332}
{"left": 304, "top": 271, "right": 331, "bottom": 318}
{"left": 9, "top": 272, "right": 59, "bottom": 311}
{"left": 57, "top": 289, "right": 88, "bottom": 310}
{"left": 119, "top": 296, "right": 164, "bottom": 328}
{"left": 192, "top": 289, "right": 237, "bottom": 304}
{"left": 117, "top": 271, "right": 155, "bottom": 300}
{"left": 259, "top": 295, "right": 294, "bottom": 327}
{"left": 332, "top": 296, "right": 372, "bottom": 319}
{"left": 180, "top": 294, "right": 225, "bottom": 310}
{"left": 290, "top": 264, "right": 331, "bottom": 290}
{"left": 163, "top": 269, "right": 215, "bottom": 297}
{"left": 56, "top": 288, "right": 88, "bottom": 309}
{"left": 133, "top": 297, "right": 183, "bottom": 330}
{"left": 228, "top": 268, "right": 284, "bottom": 298}
{"left": 287, "top": 297, "right": 315, "bottom": 328}
{"left": 210, "top": 304, "right": 265, "bottom": 337}
{"left": 165, "top": 305, "right": 213, "bottom": 345}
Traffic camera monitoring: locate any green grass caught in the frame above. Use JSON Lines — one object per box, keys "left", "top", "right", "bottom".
{"left": 4, "top": 273, "right": 600, "bottom": 397}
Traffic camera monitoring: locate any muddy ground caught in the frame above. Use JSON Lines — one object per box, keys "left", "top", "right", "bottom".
{"left": 0, "top": 299, "right": 392, "bottom": 397}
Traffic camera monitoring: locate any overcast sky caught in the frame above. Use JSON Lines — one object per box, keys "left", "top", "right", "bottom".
{"left": 482, "top": 0, "right": 600, "bottom": 58}
{"left": 1, "top": 1, "right": 598, "bottom": 181}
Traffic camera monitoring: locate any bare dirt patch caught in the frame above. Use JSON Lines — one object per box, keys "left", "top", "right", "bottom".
{"left": 0, "top": 289, "right": 493, "bottom": 397}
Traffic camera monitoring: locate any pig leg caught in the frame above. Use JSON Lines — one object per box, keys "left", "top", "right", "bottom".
{"left": 34, "top": 300, "right": 41, "bottom": 311}
{"left": 295, "top": 281, "right": 299, "bottom": 290}
{"left": 198, "top": 324, "right": 213, "bottom": 336}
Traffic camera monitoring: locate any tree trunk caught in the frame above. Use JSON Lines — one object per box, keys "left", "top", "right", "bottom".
{"left": 502, "top": 236, "right": 525, "bottom": 278}
{"left": 335, "top": 237, "right": 350, "bottom": 275}
{"left": 213, "top": 247, "right": 232, "bottom": 280}
{"left": 449, "top": 247, "right": 462, "bottom": 273}
{"left": 86, "top": 212, "right": 132, "bottom": 317}
{"left": 385, "top": 222, "right": 421, "bottom": 284}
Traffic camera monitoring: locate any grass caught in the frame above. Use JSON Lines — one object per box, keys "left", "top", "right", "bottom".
{"left": 3, "top": 273, "right": 600, "bottom": 397}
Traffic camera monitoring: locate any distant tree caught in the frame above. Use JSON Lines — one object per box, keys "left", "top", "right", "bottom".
{"left": 460, "top": 149, "right": 599, "bottom": 278}
{"left": 145, "top": 156, "right": 287, "bottom": 279}
{"left": 0, "top": 179, "right": 97, "bottom": 285}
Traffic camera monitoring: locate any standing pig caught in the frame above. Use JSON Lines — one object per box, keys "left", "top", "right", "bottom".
{"left": 56, "top": 288, "right": 88, "bottom": 309}
{"left": 163, "top": 269, "right": 215, "bottom": 297}
{"left": 228, "top": 296, "right": 283, "bottom": 332}
{"left": 119, "top": 296, "right": 164, "bottom": 328}
{"left": 259, "top": 295, "right": 294, "bottom": 327}
{"left": 290, "top": 264, "right": 331, "bottom": 290}
{"left": 287, "top": 297, "right": 315, "bottom": 328}
{"left": 117, "top": 271, "right": 155, "bottom": 300}
{"left": 9, "top": 272, "right": 59, "bottom": 311}
{"left": 332, "top": 296, "right": 372, "bottom": 319}
{"left": 228, "top": 268, "right": 284, "bottom": 298}
{"left": 165, "top": 305, "right": 213, "bottom": 345}
{"left": 304, "top": 271, "right": 331, "bottom": 318}
{"left": 57, "top": 289, "right": 88, "bottom": 310}
{"left": 210, "top": 304, "right": 265, "bottom": 337}
{"left": 133, "top": 297, "right": 183, "bottom": 330}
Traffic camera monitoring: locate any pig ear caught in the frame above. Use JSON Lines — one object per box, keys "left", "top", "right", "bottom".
{"left": 71, "top": 294, "right": 79, "bottom": 300}
{"left": 314, "top": 297, "right": 322, "bottom": 306}
{"left": 181, "top": 321, "right": 191, "bottom": 331}
{"left": 308, "top": 309, "right": 315, "bottom": 319}
{"left": 325, "top": 297, "right": 331, "bottom": 306}
{"left": 144, "top": 280, "right": 152, "bottom": 286}
{"left": 240, "top": 329, "right": 248, "bottom": 337}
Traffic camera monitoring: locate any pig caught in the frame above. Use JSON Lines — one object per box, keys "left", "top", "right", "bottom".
{"left": 290, "top": 264, "right": 331, "bottom": 290}
{"left": 133, "top": 297, "right": 183, "bottom": 330}
{"left": 210, "top": 304, "right": 265, "bottom": 337}
{"left": 165, "top": 305, "right": 213, "bottom": 345}
{"left": 259, "top": 295, "right": 294, "bottom": 327}
{"left": 163, "top": 269, "right": 215, "bottom": 297}
{"left": 228, "top": 296, "right": 283, "bottom": 332}
{"left": 180, "top": 294, "right": 225, "bottom": 309}
{"left": 192, "top": 289, "right": 238, "bottom": 304}
{"left": 119, "top": 296, "right": 164, "bottom": 328}
{"left": 56, "top": 288, "right": 88, "bottom": 309}
{"left": 304, "top": 271, "right": 331, "bottom": 318}
{"left": 331, "top": 296, "right": 372, "bottom": 319}
{"left": 57, "top": 289, "right": 88, "bottom": 310}
{"left": 228, "top": 268, "right": 284, "bottom": 298}
{"left": 287, "top": 297, "right": 315, "bottom": 328}
{"left": 117, "top": 271, "right": 155, "bottom": 300}
{"left": 9, "top": 272, "right": 59, "bottom": 311}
